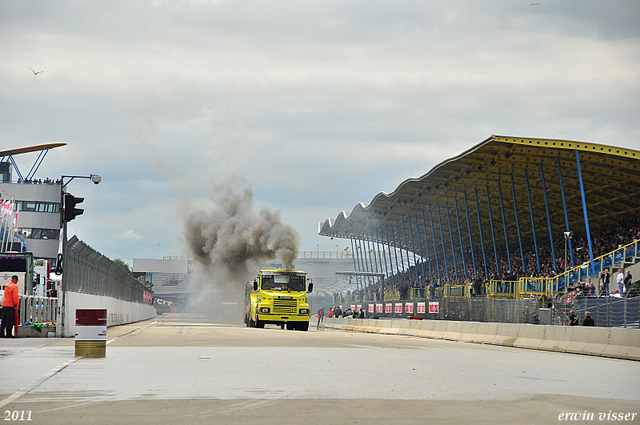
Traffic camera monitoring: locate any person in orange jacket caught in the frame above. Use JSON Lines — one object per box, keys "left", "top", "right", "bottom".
{"left": 1, "top": 275, "right": 20, "bottom": 338}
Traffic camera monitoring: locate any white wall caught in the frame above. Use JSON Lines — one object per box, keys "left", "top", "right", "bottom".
{"left": 60, "top": 291, "right": 156, "bottom": 337}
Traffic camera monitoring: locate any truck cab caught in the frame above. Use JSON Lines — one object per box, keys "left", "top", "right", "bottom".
{"left": 244, "top": 269, "right": 313, "bottom": 331}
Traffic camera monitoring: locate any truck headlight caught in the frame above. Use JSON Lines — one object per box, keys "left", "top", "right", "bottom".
{"left": 259, "top": 307, "right": 270, "bottom": 313}
{"left": 299, "top": 309, "right": 309, "bottom": 315}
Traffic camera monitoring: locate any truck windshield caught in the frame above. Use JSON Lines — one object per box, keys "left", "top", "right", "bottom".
{"left": 261, "top": 274, "right": 305, "bottom": 292}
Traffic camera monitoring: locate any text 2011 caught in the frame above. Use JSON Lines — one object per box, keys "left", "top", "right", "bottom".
{"left": 3, "top": 411, "right": 32, "bottom": 421}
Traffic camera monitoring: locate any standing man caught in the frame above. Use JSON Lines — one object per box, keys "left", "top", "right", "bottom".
{"left": 316, "top": 307, "right": 324, "bottom": 328}
{"left": 582, "top": 311, "right": 595, "bottom": 326}
{"left": 600, "top": 269, "right": 610, "bottom": 295}
{"left": 1, "top": 275, "right": 20, "bottom": 338}
{"left": 617, "top": 269, "right": 625, "bottom": 294}
{"left": 624, "top": 271, "right": 633, "bottom": 295}
{"left": 568, "top": 310, "right": 579, "bottom": 326}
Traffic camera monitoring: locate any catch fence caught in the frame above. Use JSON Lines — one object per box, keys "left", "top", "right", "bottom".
{"left": 65, "top": 236, "right": 151, "bottom": 303}
{"left": 330, "top": 296, "right": 640, "bottom": 328}
{"left": 332, "top": 297, "right": 542, "bottom": 325}
{"left": 552, "top": 296, "right": 640, "bottom": 328}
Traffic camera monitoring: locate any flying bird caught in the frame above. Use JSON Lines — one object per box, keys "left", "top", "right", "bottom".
{"left": 29, "top": 67, "right": 44, "bottom": 75}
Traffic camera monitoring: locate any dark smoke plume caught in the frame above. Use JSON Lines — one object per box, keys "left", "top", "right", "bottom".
{"left": 184, "top": 179, "right": 300, "bottom": 293}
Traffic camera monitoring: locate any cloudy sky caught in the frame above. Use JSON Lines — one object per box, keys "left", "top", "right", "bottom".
{"left": 1, "top": 0, "right": 639, "bottom": 264}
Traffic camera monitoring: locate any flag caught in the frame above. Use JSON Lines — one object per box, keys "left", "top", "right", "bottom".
{"left": 12, "top": 206, "right": 18, "bottom": 232}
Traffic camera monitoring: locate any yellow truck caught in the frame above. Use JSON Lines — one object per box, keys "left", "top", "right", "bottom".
{"left": 244, "top": 269, "right": 313, "bottom": 331}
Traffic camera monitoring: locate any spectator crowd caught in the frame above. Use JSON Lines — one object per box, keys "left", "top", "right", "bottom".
{"left": 336, "top": 215, "right": 640, "bottom": 301}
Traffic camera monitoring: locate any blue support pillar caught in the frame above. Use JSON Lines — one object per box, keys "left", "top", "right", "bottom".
{"left": 401, "top": 215, "right": 413, "bottom": 284}
{"left": 391, "top": 225, "right": 403, "bottom": 287}
{"left": 421, "top": 210, "right": 435, "bottom": 281}
{"left": 429, "top": 205, "right": 441, "bottom": 283}
{"left": 351, "top": 237, "right": 361, "bottom": 289}
{"left": 436, "top": 204, "right": 449, "bottom": 281}
{"left": 474, "top": 188, "right": 489, "bottom": 279}
{"left": 414, "top": 214, "right": 427, "bottom": 282}
{"left": 575, "top": 150, "right": 596, "bottom": 276}
{"left": 454, "top": 197, "right": 468, "bottom": 279}
{"left": 485, "top": 186, "right": 500, "bottom": 276}
{"left": 497, "top": 180, "right": 512, "bottom": 273}
{"left": 367, "top": 233, "right": 379, "bottom": 274}
{"left": 382, "top": 226, "right": 391, "bottom": 288}
{"left": 359, "top": 236, "right": 370, "bottom": 288}
{"left": 377, "top": 226, "right": 391, "bottom": 281}
{"left": 381, "top": 225, "right": 392, "bottom": 281}
{"left": 463, "top": 191, "right": 477, "bottom": 275}
{"left": 445, "top": 202, "right": 459, "bottom": 281}
{"left": 371, "top": 232, "right": 382, "bottom": 275}
{"left": 396, "top": 220, "right": 407, "bottom": 287}
{"left": 363, "top": 233, "right": 374, "bottom": 275}
{"left": 358, "top": 237, "right": 368, "bottom": 289}
{"left": 557, "top": 157, "right": 575, "bottom": 268}
{"left": 540, "top": 163, "right": 558, "bottom": 274}
{"left": 525, "top": 169, "right": 541, "bottom": 273}
{"left": 367, "top": 232, "right": 380, "bottom": 290}
{"left": 407, "top": 214, "right": 420, "bottom": 284}
{"left": 357, "top": 235, "right": 367, "bottom": 289}
{"left": 511, "top": 174, "right": 526, "bottom": 274}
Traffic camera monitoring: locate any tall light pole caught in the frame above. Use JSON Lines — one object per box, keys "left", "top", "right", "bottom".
{"left": 564, "top": 231, "right": 572, "bottom": 295}
{"left": 57, "top": 174, "right": 101, "bottom": 337}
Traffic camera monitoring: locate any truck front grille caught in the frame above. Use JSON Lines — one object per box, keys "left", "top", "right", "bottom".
{"left": 273, "top": 300, "right": 297, "bottom": 314}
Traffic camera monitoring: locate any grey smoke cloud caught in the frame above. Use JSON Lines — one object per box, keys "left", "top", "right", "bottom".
{"left": 184, "top": 179, "right": 301, "bottom": 290}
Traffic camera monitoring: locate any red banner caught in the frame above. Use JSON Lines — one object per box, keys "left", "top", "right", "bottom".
{"left": 394, "top": 303, "right": 402, "bottom": 313}
{"left": 405, "top": 303, "right": 413, "bottom": 314}
{"left": 417, "top": 302, "right": 426, "bottom": 314}
{"left": 385, "top": 303, "right": 393, "bottom": 313}
{"left": 368, "top": 304, "right": 375, "bottom": 313}
{"left": 143, "top": 291, "right": 153, "bottom": 304}
{"left": 376, "top": 304, "right": 383, "bottom": 313}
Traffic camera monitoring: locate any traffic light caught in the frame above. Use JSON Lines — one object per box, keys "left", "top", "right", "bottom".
{"left": 63, "top": 193, "right": 84, "bottom": 222}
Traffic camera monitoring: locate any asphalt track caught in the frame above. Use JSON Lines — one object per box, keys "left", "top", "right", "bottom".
{"left": 0, "top": 313, "right": 638, "bottom": 425}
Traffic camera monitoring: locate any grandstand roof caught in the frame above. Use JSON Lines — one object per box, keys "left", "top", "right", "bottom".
{"left": 0, "top": 142, "right": 67, "bottom": 157}
{"left": 319, "top": 135, "right": 640, "bottom": 250}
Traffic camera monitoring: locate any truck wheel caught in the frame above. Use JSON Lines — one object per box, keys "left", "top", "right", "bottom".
{"left": 296, "top": 322, "right": 309, "bottom": 331}
{"left": 255, "top": 317, "right": 265, "bottom": 328}
{"left": 249, "top": 318, "right": 255, "bottom": 327}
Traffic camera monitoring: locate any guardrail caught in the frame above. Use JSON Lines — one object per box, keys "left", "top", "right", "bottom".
{"left": 444, "top": 284, "right": 470, "bottom": 298}
{"left": 529, "top": 239, "right": 640, "bottom": 296}
{"left": 486, "top": 281, "right": 518, "bottom": 298}
{"left": 384, "top": 290, "right": 400, "bottom": 301}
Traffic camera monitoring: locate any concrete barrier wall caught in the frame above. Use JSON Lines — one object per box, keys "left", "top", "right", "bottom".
{"left": 324, "top": 318, "right": 640, "bottom": 361}
{"left": 60, "top": 291, "right": 157, "bottom": 337}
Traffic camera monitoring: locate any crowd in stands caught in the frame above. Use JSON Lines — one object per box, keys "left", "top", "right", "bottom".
{"left": 335, "top": 215, "right": 640, "bottom": 300}
{"left": 21, "top": 178, "right": 61, "bottom": 185}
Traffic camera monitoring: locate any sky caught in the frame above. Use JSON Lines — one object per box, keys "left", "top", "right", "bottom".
{"left": 1, "top": 0, "right": 639, "bottom": 265}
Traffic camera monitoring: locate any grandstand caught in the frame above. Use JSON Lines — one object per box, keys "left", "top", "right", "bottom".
{"left": 319, "top": 135, "right": 640, "bottom": 326}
